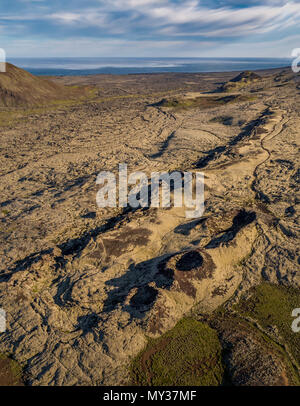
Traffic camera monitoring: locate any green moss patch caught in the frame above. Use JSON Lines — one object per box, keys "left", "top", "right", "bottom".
{"left": 234, "top": 283, "right": 300, "bottom": 364}
{"left": 131, "top": 318, "right": 224, "bottom": 386}
{"left": 0, "top": 353, "right": 24, "bottom": 386}
{"left": 154, "top": 94, "right": 255, "bottom": 111}
{"left": 209, "top": 115, "right": 234, "bottom": 126}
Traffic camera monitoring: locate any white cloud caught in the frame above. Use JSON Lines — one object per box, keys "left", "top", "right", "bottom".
{"left": 3, "top": 32, "right": 297, "bottom": 58}
{"left": 46, "top": 1, "right": 300, "bottom": 39}
{"left": 4, "top": 0, "right": 300, "bottom": 38}
{"left": 2, "top": 0, "right": 300, "bottom": 57}
{"left": 49, "top": 13, "right": 82, "bottom": 23}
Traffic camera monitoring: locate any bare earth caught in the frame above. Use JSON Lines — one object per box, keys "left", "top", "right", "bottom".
{"left": 0, "top": 67, "right": 299, "bottom": 385}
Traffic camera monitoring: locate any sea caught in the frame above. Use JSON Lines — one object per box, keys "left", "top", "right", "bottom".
{"left": 9, "top": 57, "right": 292, "bottom": 76}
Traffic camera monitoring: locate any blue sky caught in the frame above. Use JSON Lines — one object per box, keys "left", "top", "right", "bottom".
{"left": 1, "top": 0, "right": 300, "bottom": 57}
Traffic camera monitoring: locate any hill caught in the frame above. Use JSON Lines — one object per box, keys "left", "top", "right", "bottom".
{"left": 0, "top": 63, "right": 81, "bottom": 106}
{"left": 219, "top": 71, "right": 262, "bottom": 92}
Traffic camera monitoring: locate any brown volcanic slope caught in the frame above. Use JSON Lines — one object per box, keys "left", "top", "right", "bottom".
{"left": 0, "top": 63, "right": 84, "bottom": 106}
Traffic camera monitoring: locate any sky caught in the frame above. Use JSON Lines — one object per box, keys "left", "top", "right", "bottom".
{"left": 0, "top": 0, "right": 300, "bottom": 58}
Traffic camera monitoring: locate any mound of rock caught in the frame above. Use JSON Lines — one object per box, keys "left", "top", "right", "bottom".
{"left": 219, "top": 71, "right": 261, "bottom": 92}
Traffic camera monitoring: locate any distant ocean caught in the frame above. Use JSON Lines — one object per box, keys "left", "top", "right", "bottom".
{"left": 9, "top": 57, "right": 291, "bottom": 76}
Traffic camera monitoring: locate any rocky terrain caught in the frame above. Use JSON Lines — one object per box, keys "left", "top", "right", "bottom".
{"left": 0, "top": 65, "right": 299, "bottom": 385}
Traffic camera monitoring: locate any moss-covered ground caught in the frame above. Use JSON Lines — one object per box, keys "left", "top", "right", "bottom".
{"left": 131, "top": 283, "right": 300, "bottom": 386}
{"left": 131, "top": 318, "right": 224, "bottom": 386}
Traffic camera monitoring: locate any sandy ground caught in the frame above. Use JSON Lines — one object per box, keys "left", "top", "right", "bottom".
{"left": 0, "top": 68, "right": 299, "bottom": 385}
